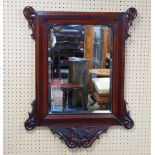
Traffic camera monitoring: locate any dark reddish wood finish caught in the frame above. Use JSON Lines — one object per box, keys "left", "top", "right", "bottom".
{"left": 24, "top": 7, "right": 137, "bottom": 148}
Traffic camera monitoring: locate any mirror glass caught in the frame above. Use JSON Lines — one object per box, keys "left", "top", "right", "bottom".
{"left": 47, "top": 24, "right": 113, "bottom": 114}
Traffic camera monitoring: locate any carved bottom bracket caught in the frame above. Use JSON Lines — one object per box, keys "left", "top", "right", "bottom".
{"left": 24, "top": 99, "right": 133, "bottom": 148}
{"left": 49, "top": 126, "right": 109, "bottom": 148}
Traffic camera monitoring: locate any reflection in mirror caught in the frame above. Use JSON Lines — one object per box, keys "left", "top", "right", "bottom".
{"left": 47, "top": 24, "right": 113, "bottom": 114}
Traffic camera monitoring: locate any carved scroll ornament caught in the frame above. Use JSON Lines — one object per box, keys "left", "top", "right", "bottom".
{"left": 125, "top": 7, "right": 137, "bottom": 39}
{"left": 23, "top": 6, "right": 36, "bottom": 39}
{"left": 50, "top": 126, "right": 109, "bottom": 148}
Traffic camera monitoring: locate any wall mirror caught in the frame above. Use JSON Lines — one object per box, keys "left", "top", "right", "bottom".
{"left": 23, "top": 6, "right": 137, "bottom": 148}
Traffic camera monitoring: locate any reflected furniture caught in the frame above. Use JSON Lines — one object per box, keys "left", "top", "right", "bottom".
{"left": 60, "top": 83, "right": 86, "bottom": 110}
{"left": 68, "top": 57, "right": 88, "bottom": 108}
{"left": 92, "top": 78, "right": 110, "bottom": 108}
{"left": 49, "top": 26, "right": 84, "bottom": 78}
{"left": 89, "top": 69, "right": 110, "bottom": 77}
{"left": 89, "top": 69, "right": 110, "bottom": 95}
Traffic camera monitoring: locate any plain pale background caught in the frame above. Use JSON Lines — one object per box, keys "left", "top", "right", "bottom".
{"left": 3, "top": 0, "right": 150, "bottom": 155}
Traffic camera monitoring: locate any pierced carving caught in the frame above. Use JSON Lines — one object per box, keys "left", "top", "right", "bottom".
{"left": 50, "top": 126, "right": 109, "bottom": 148}
{"left": 125, "top": 7, "right": 137, "bottom": 39}
{"left": 24, "top": 100, "right": 36, "bottom": 130}
{"left": 123, "top": 100, "right": 134, "bottom": 129}
{"left": 23, "top": 6, "right": 36, "bottom": 39}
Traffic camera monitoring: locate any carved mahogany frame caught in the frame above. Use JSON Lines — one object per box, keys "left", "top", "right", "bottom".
{"left": 23, "top": 6, "right": 137, "bottom": 148}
